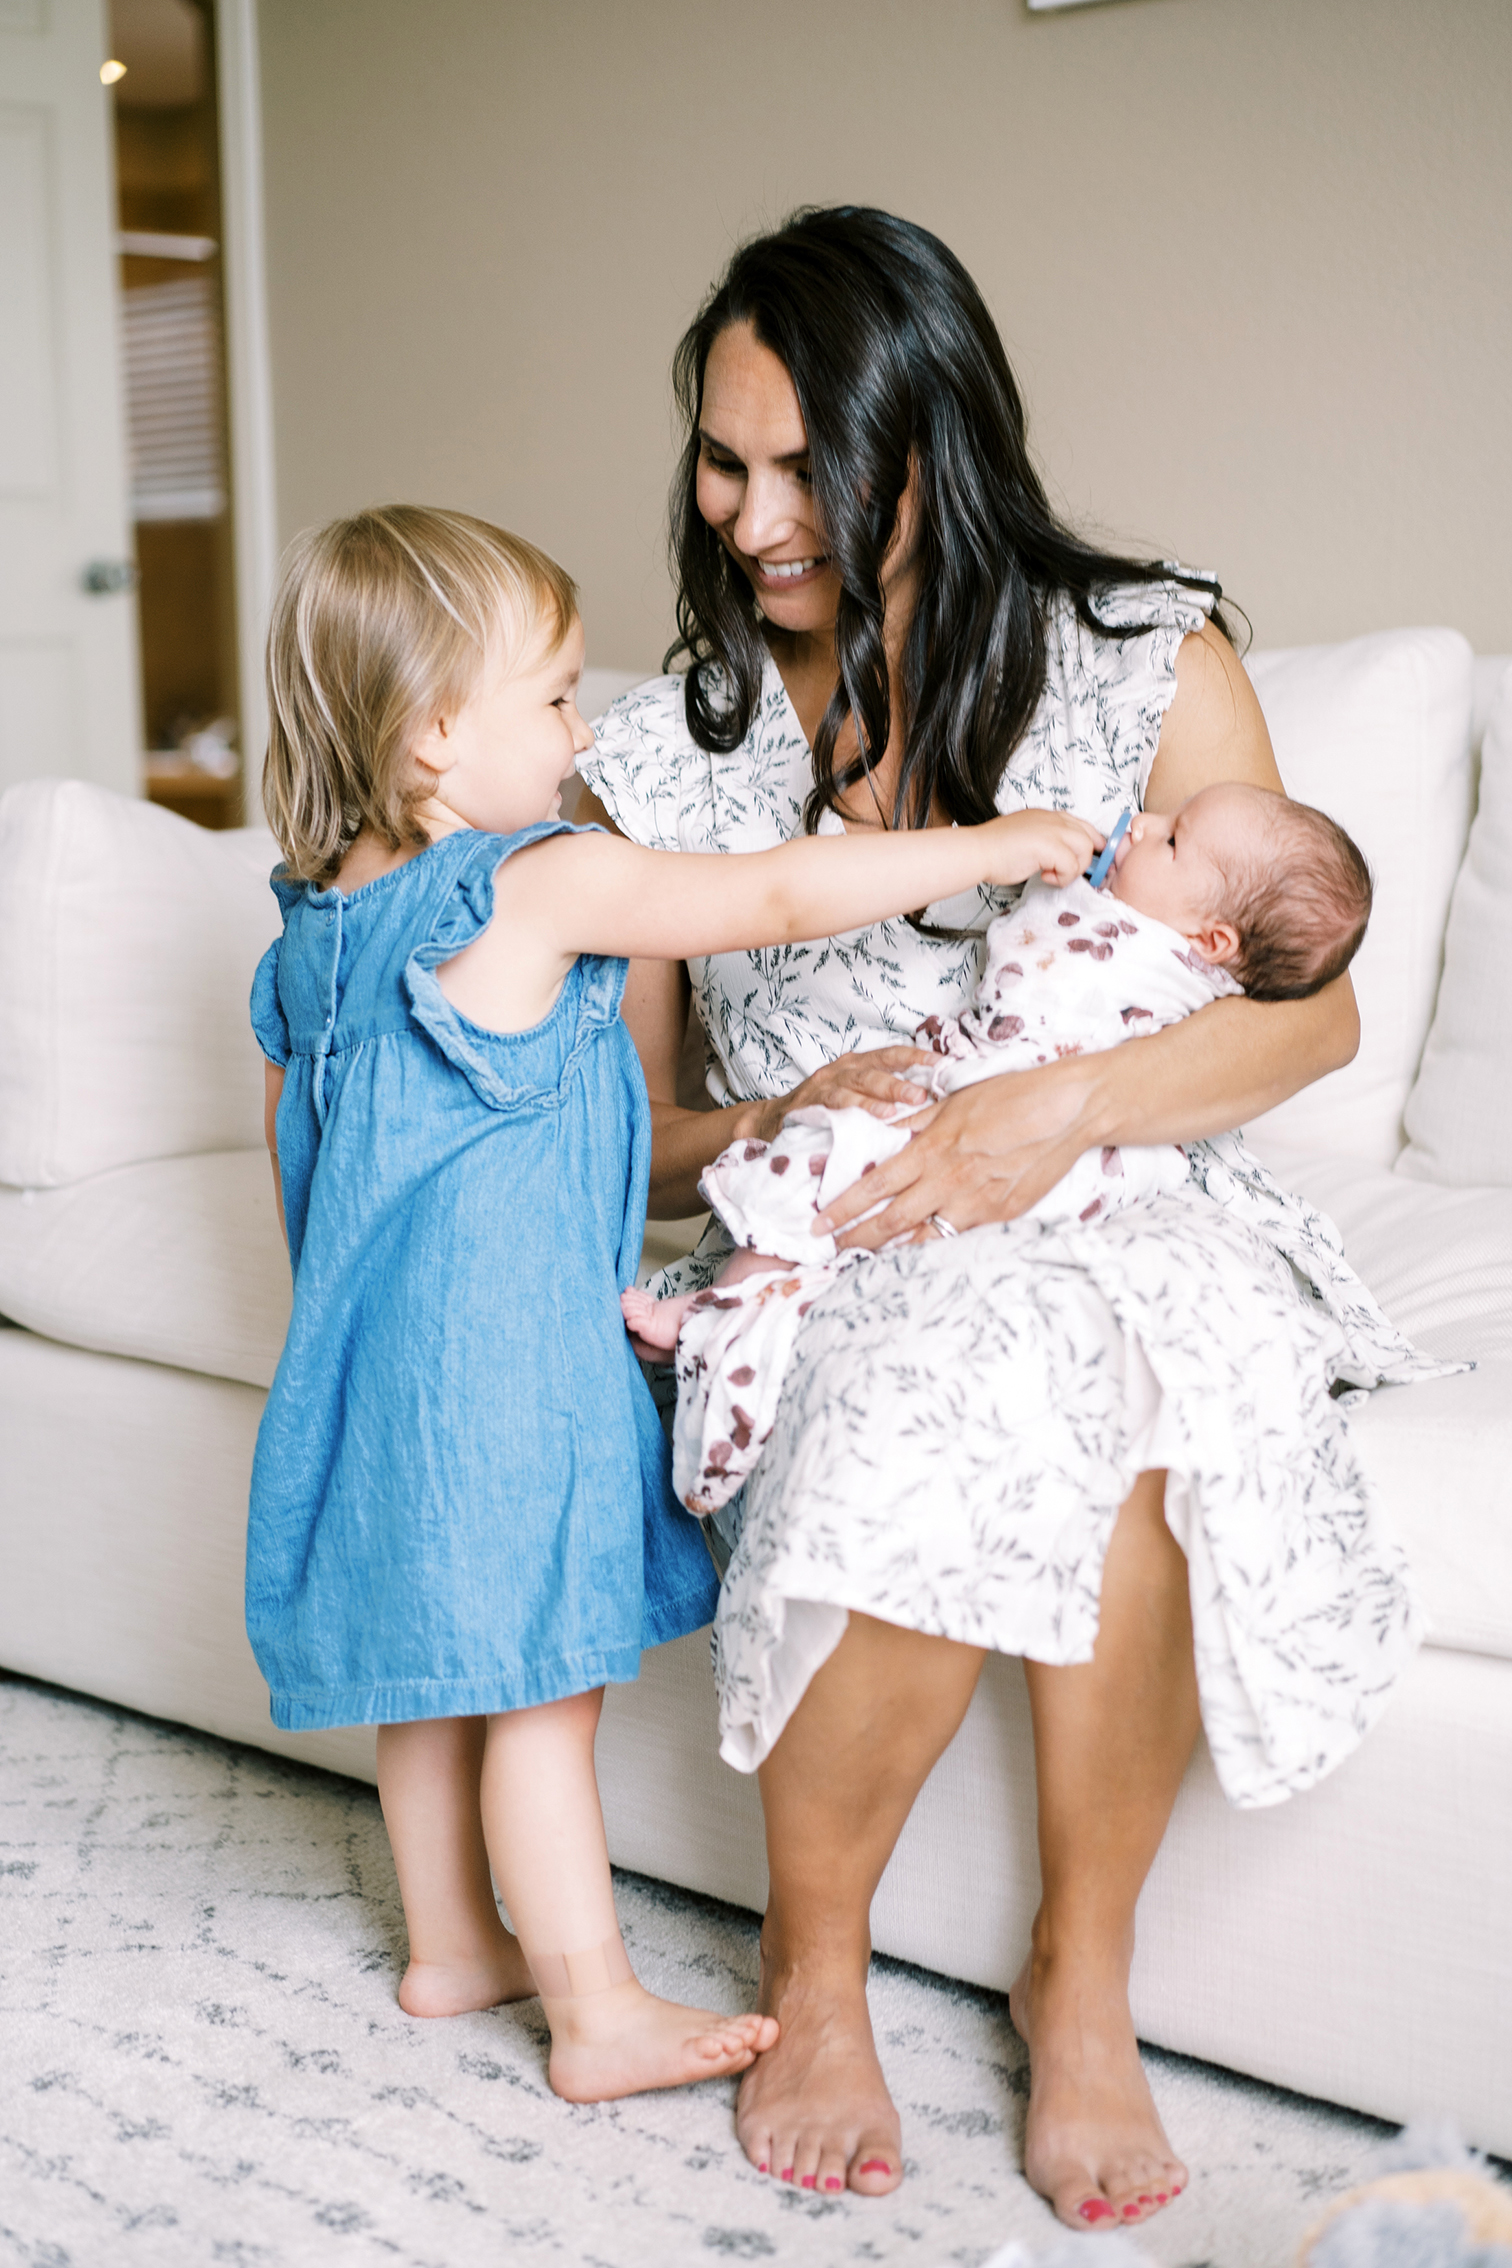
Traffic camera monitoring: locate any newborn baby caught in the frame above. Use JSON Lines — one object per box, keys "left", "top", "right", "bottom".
{"left": 624, "top": 781, "right": 1372, "bottom": 1514}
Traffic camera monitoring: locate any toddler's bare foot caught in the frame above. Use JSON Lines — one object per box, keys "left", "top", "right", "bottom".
{"left": 1009, "top": 1942, "right": 1187, "bottom": 2232}
{"left": 547, "top": 1978, "right": 778, "bottom": 2103}
{"left": 620, "top": 1286, "right": 695, "bottom": 1354}
{"left": 399, "top": 1930, "right": 536, "bottom": 2018}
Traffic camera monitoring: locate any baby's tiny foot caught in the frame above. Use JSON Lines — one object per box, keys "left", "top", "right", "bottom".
{"left": 547, "top": 1980, "right": 779, "bottom": 2103}
{"left": 399, "top": 1932, "right": 536, "bottom": 2018}
{"left": 620, "top": 1287, "right": 693, "bottom": 1354}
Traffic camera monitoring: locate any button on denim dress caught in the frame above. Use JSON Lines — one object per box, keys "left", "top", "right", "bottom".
{"left": 247, "top": 824, "right": 717, "bottom": 1730}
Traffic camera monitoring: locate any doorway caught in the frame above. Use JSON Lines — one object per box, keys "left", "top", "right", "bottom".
{"left": 109, "top": 0, "right": 241, "bottom": 827}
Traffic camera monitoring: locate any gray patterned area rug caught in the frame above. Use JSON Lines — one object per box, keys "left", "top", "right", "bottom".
{"left": 0, "top": 1674, "right": 1410, "bottom": 2268}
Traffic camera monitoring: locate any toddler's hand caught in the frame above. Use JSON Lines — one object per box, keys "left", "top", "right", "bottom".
{"left": 981, "top": 809, "right": 1104, "bottom": 889}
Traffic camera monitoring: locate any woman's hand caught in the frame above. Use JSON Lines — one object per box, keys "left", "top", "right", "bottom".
{"left": 746, "top": 1045, "right": 940, "bottom": 1144}
{"left": 815, "top": 1054, "right": 1104, "bottom": 1247}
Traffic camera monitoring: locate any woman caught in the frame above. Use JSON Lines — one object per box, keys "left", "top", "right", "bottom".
{"left": 575, "top": 208, "right": 1422, "bottom": 2232}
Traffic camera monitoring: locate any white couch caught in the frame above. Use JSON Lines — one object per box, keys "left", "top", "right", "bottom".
{"left": 3, "top": 640, "right": 1510, "bottom": 2153}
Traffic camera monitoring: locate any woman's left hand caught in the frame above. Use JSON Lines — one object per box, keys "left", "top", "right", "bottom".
{"left": 816, "top": 1053, "right": 1105, "bottom": 1247}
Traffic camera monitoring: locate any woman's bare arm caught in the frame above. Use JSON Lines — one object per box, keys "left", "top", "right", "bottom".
{"left": 583, "top": 790, "right": 755, "bottom": 1216}
{"left": 620, "top": 953, "right": 744, "bottom": 1216}
{"left": 819, "top": 621, "right": 1360, "bottom": 1247}
{"left": 815, "top": 978, "right": 1357, "bottom": 1244}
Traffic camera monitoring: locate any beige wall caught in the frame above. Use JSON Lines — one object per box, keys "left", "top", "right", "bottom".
{"left": 258, "top": 0, "right": 1511, "bottom": 668}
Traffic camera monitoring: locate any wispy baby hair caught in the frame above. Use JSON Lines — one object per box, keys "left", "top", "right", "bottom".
{"left": 263, "top": 505, "right": 578, "bottom": 885}
{"left": 1223, "top": 792, "right": 1372, "bottom": 1001}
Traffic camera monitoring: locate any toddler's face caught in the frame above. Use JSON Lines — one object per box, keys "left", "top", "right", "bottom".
{"left": 1105, "top": 781, "right": 1259, "bottom": 937}
{"left": 416, "top": 613, "right": 593, "bottom": 833}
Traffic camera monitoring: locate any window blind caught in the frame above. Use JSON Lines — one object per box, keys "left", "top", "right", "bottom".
{"left": 122, "top": 275, "right": 226, "bottom": 523}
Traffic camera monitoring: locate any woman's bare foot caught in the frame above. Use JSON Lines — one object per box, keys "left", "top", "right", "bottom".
{"left": 399, "top": 1929, "right": 536, "bottom": 2018}
{"left": 546, "top": 1979, "right": 778, "bottom": 2103}
{"left": 1009, "top": 1943, "right": 1187, "bottom": 2232}
{"left": 736, "top": 1953, "right": 903, "bottom": 2197}
{"left": 620, "top": 1286, "right": 692, "bottom": 1353}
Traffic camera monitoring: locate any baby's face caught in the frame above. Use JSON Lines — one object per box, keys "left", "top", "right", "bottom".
{"left": 1105, "top": 782, "right": 1260, "bottom": 936}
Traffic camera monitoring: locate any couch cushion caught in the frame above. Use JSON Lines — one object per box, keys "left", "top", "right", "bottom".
{"left": 1241, "top": 631, "right": 1475, "bottom": 1176}
{"left": 0, "top": 781, "right": 281, "bottom": 1188}
{"left": 1399, "top": 662, "right": 1512, "bottom": 1186}
{"left": 0, "top": 1150, "right": 289, "bottom": 1387}
{"left": 1346, "top": 1365, "right": 1512, "bottom": 1667}
{"left": 1294, "top": 1155, "right": 1512, "bottom": 1368}
{"left": 1277, "top": 1155, "right": 1512, "bottom": 1664}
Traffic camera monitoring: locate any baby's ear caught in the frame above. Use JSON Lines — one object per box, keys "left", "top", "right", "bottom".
{"left": 1187, "top": 917, "right": 1241, "bottom": 968}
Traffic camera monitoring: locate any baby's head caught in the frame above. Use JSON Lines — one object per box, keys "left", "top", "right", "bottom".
{"left": 264, "top": 505, "right": 584, "bottom": 884}
{"left": 1107, "top": 782, "right": 1371, "bottom": 1000}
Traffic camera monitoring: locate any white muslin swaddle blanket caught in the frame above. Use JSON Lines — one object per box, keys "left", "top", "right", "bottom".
{"left": 671, "top": 876, "right": 1241, "bottom": 1514}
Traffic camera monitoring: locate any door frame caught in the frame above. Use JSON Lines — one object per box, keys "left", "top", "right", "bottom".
{"left": 214, "top": 0, "right": 276, "bottom": 815}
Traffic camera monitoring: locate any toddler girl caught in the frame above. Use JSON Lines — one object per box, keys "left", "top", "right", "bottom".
{"left": 247, "top": 504, "right": 1102, "bottom": 2104}
{"left": 623, "top": 782, "right": 1372, "bottom": 1514}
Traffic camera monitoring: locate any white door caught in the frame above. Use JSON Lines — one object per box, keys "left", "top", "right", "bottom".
{"left": 0, "top": 0, "right": 140, "bottom": 797}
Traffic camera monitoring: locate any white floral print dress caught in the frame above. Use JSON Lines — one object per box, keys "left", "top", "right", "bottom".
{"left": 579, "top": 581, "right": 1452, "bottom": 1809}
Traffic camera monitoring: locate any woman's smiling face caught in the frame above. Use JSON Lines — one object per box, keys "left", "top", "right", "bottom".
{"left": 696, "top": 321, "right": 922, "bottom": 645}
{"left": 696, "top": 321, "right": 841, "bottom": 636}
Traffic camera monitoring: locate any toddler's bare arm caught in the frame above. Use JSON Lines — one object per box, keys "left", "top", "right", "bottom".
{"left": 446, "top": 810, "right": 1103, "bottom": 1038}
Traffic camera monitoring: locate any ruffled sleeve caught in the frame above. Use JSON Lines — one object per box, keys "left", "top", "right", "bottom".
{"left": 1083, "top": 574, "right": 1218, "bottom": 803}
{"left": 402, "top": 824, "right": 620, "bottom": 1112}
{"left": 576, "top": 674, "right": 695, "bottom": 852}
{"left": 249, "top": 938, "right": 290, "bottom": 1066}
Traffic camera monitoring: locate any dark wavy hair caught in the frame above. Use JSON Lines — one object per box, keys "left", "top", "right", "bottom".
{"left": 667, "top": 206, "right": 1238, "bottom": 835}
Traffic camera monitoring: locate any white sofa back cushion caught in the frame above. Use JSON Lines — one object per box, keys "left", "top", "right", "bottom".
{"left": 1399, "top": 662, "right": 1512, "bottom": 1185}
{"left": 1241, "top": 629, "right": 1475, "bottom": 1174}
{"left": 0, "top": 781, "right": 281, "bottom": 1189}
{"left": 0, "top": 1150, "right": 289, "bottom": 1385}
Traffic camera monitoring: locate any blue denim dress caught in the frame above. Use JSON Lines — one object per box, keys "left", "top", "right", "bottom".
{"left": 247, "top": 824, "right": 717, "bottom": 1731}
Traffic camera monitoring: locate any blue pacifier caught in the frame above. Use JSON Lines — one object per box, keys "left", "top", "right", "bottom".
{"left": 1087, "top": 808, "right": 1131, "bottom": 891}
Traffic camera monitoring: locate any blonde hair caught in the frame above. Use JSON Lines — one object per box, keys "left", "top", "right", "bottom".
{"left": 262, "top": 505, "right": 579, "bottom": 884}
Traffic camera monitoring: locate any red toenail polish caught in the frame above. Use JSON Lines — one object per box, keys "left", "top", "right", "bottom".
{"left": 801, "top": 2175, "right": 816, "bottom": 2189}
{"left": 1140, "top": 2195, "right": 1154, "bottom": 2204}
{"left": 780, "top": 2167, "right": 794, "bottom": 2181}
{"left": 858, "top": 2159, "right": 892, "bottom": 2175}
{"left": 1123, "top": 2203, "right": 1141, "bottom": 2218}
{"left": 825, "top": 2178, "right": 843, "bottom": 2191}
{"left": 757, "top": 2162, "right": 768, "bottom": 2174}
{"left": 1079, "top": 2201, "right": 1115, "bottom": 2223}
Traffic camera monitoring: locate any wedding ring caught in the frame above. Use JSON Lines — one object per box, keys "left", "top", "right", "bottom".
{"left": 930, "top": 1213, "right": 959, "bottom": 1238}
